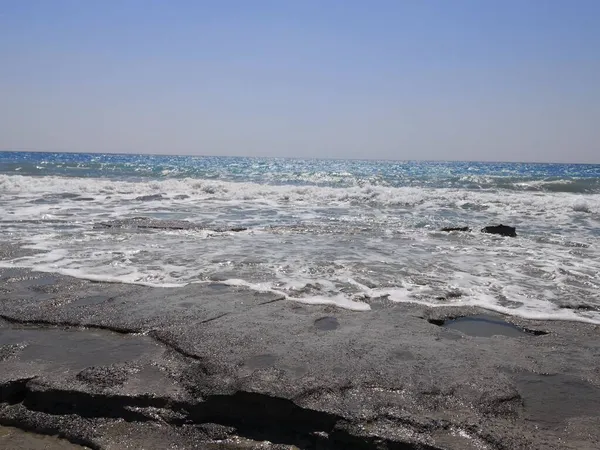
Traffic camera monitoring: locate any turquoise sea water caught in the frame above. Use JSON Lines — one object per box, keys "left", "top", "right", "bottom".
{"left": 2, "top": 151, "right": 600, "bottom": 192}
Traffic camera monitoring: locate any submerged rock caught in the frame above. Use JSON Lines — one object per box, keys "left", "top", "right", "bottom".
{"left": 481, "top": 224, "right": 517, "bottom": 237}
{"left": 96, "top": 217, "right": 247, "bottom": 233}
{"left": 134, "top": 193, "right": 165, "bottom": 201}
{"left": 558, "top": 303, "right": 600, "bottom": 312}
{"left": 441, "top": 226, "right": 471, "bottom": 232}
{"left": 97, "top": 217, "right": 196, "bottom": 230}
{"left": 429, "top": 314, "right": 546, "bottom": 338}
{"left": 212, "top": 226, "right": 247, "bottom": 233}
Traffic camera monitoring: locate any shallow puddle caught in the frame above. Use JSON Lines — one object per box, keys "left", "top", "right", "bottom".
{"left": 245, "top": 354, "right": 277, "bottom": 369}
{"left": 511, "top": 371, "right": 600, "bottom": 425}
{"left": 314, "top": 316, "right": 339, "bottom": 331}
{"left": 434, "top": 315, "right": 538, "bottom": 338}
{"left": 0, "top": 325, "right": 159, "bottom": 371}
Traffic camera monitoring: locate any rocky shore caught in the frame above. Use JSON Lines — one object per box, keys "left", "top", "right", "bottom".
{"left": 1, "top": 264, "right": 599, "bottom": 449}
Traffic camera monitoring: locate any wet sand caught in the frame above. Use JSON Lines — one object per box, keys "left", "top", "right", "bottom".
{"left": 0, "top": 265, "right": 599, "bottom": 449}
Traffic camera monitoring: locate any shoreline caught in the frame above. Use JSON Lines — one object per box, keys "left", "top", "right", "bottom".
{"left": 1, "top": 267, "right": 599, "bottom": 449}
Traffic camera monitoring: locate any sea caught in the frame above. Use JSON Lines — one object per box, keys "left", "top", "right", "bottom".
{"left": 1, "top": 151, "right": 599, "bottom": 324}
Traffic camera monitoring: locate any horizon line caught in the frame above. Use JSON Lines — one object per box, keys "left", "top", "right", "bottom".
{"left": 1, "top": 148, "right": 599, "bottom": 166}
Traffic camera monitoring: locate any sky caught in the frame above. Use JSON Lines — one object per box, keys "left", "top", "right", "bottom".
{"left": 1, "top": 1, "right": 599, "bottom": 163}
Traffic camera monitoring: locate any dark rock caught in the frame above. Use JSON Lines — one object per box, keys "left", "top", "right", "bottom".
{"left": 96, "top": 218, "right": 248, "bottom": 233}
{"left": 97, "top": 217, "right": 195, "bottom": 230}
{"left": 481, "top": 224, "right": 517, "bottom": 237}
{"left": 435, "top": 291, "right": 463, "bottom": 301}
{"left": 559, "top": 303, "right": 600, "bottom": 312}
{"left": 441, "top": 227, "right": 471, "bottom": 232}
{"left": 213, "top": 226, "right": 248, "bottom": 233}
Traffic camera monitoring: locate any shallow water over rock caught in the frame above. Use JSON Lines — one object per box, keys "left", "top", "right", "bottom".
{"left": 511, "top": 371, "right": 600, "bottom": 425}
{"left": 0, "top": 425, "right": 88, "bottom": 449}
{"left": 314, "top": 316, "right": 340, "bottom": 331}
{"left": 0, "top": 324, "right": 160, "bottom": 371}
{"left": 432, "top": 315, "right": 543, "bottom": 338}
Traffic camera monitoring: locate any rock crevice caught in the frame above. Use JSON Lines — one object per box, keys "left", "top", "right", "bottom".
{"left": 0, "top": 378, "right": 449, "bottom": 450}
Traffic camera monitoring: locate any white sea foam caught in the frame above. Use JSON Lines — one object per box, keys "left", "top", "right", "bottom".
{"left": 1, "top": 174, "right": 599, "bottom": 323}
{"left": 1, "top": 174, "right": 599, "bottom": 215}
{"left": 216, "top": 279, "right": 371, "bottom": 311}
{"left": 572, "top": 200, "right": 591, "bottom": 213}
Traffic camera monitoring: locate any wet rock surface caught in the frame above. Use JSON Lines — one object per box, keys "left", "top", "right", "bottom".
{"left": 96, "top": 217, "right": 247, "bottom": 233}
{"left": 429, "top": 314, "right": 547, "bottom": 338}
{"left": 440, "top": 225, "right": 517, "bottom": 237}
{"left": 0, "top": 267, "right": 599, "bottom": 449}
{"left": 0, "top": 425, "right": 89, "bottom": 450}
{"left": 440, "top": 227, "right": 471, "bottom": 232}
{"left": 481, "top": 224, "right": 517, "bottom": 237}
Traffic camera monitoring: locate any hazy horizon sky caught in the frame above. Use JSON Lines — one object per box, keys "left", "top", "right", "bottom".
{"left": 1, "top": 1, "right": 599, "bottom": 163}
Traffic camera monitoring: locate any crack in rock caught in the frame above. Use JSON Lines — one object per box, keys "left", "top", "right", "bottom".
{"left": 0, "top": 378, "right": 446, "bottom": 449}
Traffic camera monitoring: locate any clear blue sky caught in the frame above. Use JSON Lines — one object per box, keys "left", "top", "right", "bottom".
{"left": 1, "top": 0, "right": 599, "bottom": 162}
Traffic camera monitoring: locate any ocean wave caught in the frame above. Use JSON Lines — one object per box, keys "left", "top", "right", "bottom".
{"left": 1, "top": 174, "right": 598, "bottom": 221}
